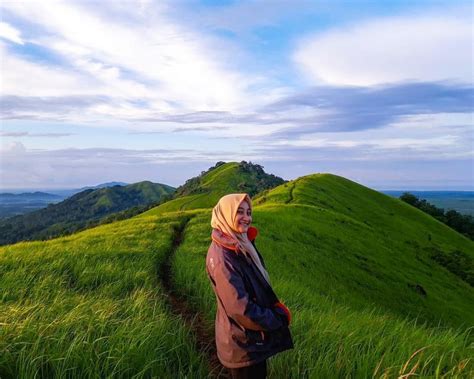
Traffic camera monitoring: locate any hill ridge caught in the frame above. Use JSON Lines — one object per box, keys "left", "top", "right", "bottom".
{"left": 1, "top": 166, "right": 473, "bottom": 377}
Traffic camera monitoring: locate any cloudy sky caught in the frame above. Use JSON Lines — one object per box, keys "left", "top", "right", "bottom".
{"left": 0, "top": 0, "right": 472, "bottom": 190}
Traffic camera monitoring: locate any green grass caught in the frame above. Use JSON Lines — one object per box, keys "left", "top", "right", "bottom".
{"left": 1, "top": 170, "right": 473, "bottom": 378}
{"left": 141, "top": 162, "right": 282, "bottom": 215}
{"left": 0, "top": 214, "right": 208, "bottom": 379}
{"left": 170, "top": 174, "right": 474, "bottom": 378}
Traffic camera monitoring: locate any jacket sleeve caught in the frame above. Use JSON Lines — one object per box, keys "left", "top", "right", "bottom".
{"left": 209, "top": 249, "right": 284, "bottom": 332}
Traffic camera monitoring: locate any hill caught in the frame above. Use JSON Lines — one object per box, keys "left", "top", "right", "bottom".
{"left": 0, "top": 181, "right": 175, "bottom": 246}
{"left": 77, "top": 181, "right": 128, "bottom": 191}
{"left": 0, "top": 167, "right": 473, "bottom": 378}
{"left": 0, "top": 183, "right": 130, "bottom": 218}
{"left": 169, "top": 173, "right": 474, "bottom": 377}
{"left": 142, "top": 161, "right": 285, "bottom": 215}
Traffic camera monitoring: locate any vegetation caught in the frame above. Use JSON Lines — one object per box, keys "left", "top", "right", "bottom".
{"left": 175, "top": 161, "right": 227, "bottom": 197}
{"left": 1, "top": 164, "right": 473, "bottom": 378}
{"left": 175, "top": 161, "right": 285, "bottom": 198}
{"left": 0, "top": 213, "right": 208, "bottom": 378}
{"left": 400, "top": 192, "right": 474, "bottom": 240}
{"left": 0, "top": 181, "right": 175, "bottom": 246}
{"left": 171, "top": 173, "right": 474, "bottom": 378}
{"left": 142, "top": 161, "right": 285, "bottom": 216}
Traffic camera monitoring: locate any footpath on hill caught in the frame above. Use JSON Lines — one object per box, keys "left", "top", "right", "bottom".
{"left": 158, "top": 215, "right": 228, "bottom": 379}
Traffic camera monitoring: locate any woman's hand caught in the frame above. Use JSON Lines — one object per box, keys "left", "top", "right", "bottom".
{"left": 273, "top": 301, "right": 292, "bottom": 326}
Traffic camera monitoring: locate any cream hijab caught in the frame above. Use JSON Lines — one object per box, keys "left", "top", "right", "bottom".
{"left": 211, "top": 193, "right": 271, "bottom": 285}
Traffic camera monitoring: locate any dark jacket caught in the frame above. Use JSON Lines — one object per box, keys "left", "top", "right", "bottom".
{"left": 206, "top": 227, "right": 294, "bottom": 368}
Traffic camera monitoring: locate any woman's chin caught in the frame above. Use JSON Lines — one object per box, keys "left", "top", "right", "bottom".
{"left": 237, "top": 226, "right": 249, "bottom": 234}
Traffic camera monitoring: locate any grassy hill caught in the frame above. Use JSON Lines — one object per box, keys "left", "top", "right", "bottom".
{"left": 0, "top": 181, "right": 175, "bottom": 246}
{"left": 1, "top": 168, "right": 473, "bottom": 378}
{"left": 0, "top": 213, "right": 207, "bottom": 378}
{"left": 142, "top": 161, "right": 285, "bottom": 215}
{"left": 169, "top": 173, "right": 474, "bottom": 377}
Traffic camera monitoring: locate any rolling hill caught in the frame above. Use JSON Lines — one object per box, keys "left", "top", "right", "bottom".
{"left": 169, "top": 172, "right": 473, "bottom": 377}
{"left": 1, "top": 164, "right": 473, "bottom": 378}
{"left": 141, "top": 161, "right": 285, "bottom": 215}
{"left": 0, "top": 181, "right": 175, "bottom": 246}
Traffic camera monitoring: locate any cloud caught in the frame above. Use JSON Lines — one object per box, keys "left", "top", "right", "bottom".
{"left": 260, "top": 157, "right": 474, "bottom": 190}
{"left": 1, "top": 141, "right": 27, "bottom": 153}
{"left": 0, "top": 131, "right": 74, "bottom": 137}
{"left": 0, "top": 95, "right": 111, "bottom": 120}
{"left": 293, "top": 10, "right": 473, "bottom": 86}
{"left": 263, "top": 81, "right": 473, "bottom": 135}
{"left": 0, "top": 145, "right": 256, "bottom": 188}
{"left": 0, "top": 1, "right": 254, "bottom": 113}
{"left": 0, "top": 41, "right": 98, "bottom": 98}
{"left": 1, "top": 2, "right": 472, "bottom": 190}
{"left": 256, "top": 134, "right": 471, "bottom": 162}
{"left": 0, "top": 22, "right": 24, "bottom": 44}
{"left": 123, "top": 81, "right": 472, "bottom": 138}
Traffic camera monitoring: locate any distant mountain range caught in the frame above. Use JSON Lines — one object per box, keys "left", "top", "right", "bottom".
{"left": 0, "top": 181, "right": 174, "bottom": 245}
{"left": 0, "top": 182, "right": 129, "bottom": 218}
{"left": 0, "top": 162, "right": 283, "bottom": 245}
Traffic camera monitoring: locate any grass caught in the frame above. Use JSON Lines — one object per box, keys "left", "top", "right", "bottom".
{"left": 1, "top": 168, "right": 473, "bottom": 378}
{"left": 170, "top": 174, "right": 474, "bottom": 378}
{"left": 141, "top": 162, "right": 279, "bottom": 216}
{"left": 0, "top": 214, "right": 208, "bottom": 379}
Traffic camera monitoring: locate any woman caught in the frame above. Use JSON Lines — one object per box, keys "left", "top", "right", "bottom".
{"left": 206, "top": 193, "right": 293, "bottom": 378}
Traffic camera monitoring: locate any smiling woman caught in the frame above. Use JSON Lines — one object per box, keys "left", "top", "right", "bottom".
{"left": 206, "top": 193, "right": 293, "bottom": 378}
{"left": 235, "top": 200, "right": 252, "bottom": 233}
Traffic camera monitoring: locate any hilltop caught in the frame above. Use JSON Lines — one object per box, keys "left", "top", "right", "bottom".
{"left": 142, "top": 161, "right": 285, "bottom": 215}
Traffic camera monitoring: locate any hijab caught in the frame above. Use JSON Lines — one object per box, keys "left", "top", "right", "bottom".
{"left": 211, "top": 193, "right": 271, "bottom": 285}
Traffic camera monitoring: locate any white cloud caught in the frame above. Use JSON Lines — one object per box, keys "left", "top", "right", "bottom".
{"left": 0, "top": 41, "right": 97, "bottom": 97}
{"left": 263, "top": 112, "right": 473, "bottom": 161}
{"left": 293, "top": 10, "right": 473, "bottom": 86}
{"left": 0, "top": 22, "right": 24, "bottom": 44}
{"left": 1, "top": 141, "right": 27, "bottom": 153}
{"left": 1, "top": 1, "right": 254, "bottom": 113}
{"left": 0, "top": 145, "right": 253, "bottom": 188}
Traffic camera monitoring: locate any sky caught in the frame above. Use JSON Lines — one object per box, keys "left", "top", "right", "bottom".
{"left": 0, "top": 0, "right": 473, "bottom": 190}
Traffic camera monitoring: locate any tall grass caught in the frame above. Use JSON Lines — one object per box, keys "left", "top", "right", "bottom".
{"left": 2, "top": 170, "right": 473, "bottom": 378}
{"left": 171, "top": 201, "right": 473, "bottom": 378}
{"left": 0, "top": 215, "right": 208, "bottom": 378}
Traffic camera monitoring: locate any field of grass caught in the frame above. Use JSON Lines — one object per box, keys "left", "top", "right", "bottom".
{"left": 1, "top": 167, "right": 473, "bottom": 378}
{"left": 0, "top": 214, "right": 208, "bottom": 378}
{"left": 170, "top": 174, "right": 474, "bottom": 378}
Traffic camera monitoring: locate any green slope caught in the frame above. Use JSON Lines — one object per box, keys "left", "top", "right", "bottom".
{"left": 1, "top": 171, "right": 473, "bottom": 378}
{"left": 170, "top": 174, "right": 474, "bottom": 377}
{"left": 0, "top": 181, "right": 175, "bottom": 245}
{"left": 0, "top": 213, "right": 207, "bottom": 378}
{"left": 142, "top": 161, "right": 285, "bottom": 216}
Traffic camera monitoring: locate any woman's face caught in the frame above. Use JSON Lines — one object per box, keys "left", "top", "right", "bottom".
{"left": 235, "top": 200, "right": 252, "bottom": 233}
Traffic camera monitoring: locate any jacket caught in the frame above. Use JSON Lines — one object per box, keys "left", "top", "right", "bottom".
{"left": 206, "top": 227, "right": 294, "bottom": 368}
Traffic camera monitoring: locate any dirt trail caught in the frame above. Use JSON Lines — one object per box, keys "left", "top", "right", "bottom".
{"left": 160, "top": 217, "right": 229, "bottom": 378}
{"left": 285, "top": 182, "right": 296, "bottom": 204}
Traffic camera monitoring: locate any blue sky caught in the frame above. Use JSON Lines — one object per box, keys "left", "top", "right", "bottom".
{"left": 0, "top": 0, "right": 472, "bottom": 190}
